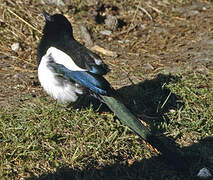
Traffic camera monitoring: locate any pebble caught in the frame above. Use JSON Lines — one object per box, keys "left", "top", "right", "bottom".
{"left": 40, "top": 0, "right": 65, "bottom": 6}
{"left": 29, "top": 75, "right": 35, "bottom": 79}
{"left": 13, "top": 74, "right": 19, "bottom": 79}
{"left": 197, "top": 167, "right": 212, "bottom": 178}
{"left": 118, "top": 39, "right": 130, "bottom": 44}
{"left": 143, "top": 63, "right": 154, "bottom": 70}
{"left": 85, "top": 0, "right": 100, "bottom": 6}
{"left": 202, "top": 7, "right": 207, "bottom": 11}
{"left": 78, "top": 23, "right": 93, "bottom": 47}
{"left": 11, "top": 42, "right": 21, "bottom": 52}
{"left": 104, "top": 15, "right": 118, "bottom": 30}
{"left": 100, "top": 30, "right": 112, "bottom": 36}
{"left": 169, "top": 109, "right": 176, "bottom": 113}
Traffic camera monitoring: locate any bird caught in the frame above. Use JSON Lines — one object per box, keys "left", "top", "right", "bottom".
{"left": 37, "top": 11, "right": 186, "bottom": 170}
{"left": 37, "top": 11, "right": 154, "bottom": 143}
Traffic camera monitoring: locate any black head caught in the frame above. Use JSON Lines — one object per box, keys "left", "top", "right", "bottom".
{"left": 42, "top": 11, "right": 73, "bottom": 38}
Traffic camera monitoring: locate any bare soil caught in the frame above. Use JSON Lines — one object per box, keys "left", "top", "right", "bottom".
{"left": 1, "top": 0, "right": 213, "bottom": 110}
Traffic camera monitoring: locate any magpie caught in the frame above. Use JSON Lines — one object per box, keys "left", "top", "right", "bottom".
{"left": 37, "top": 11, "right": 154, "bottom": 142}
{"left": 37, "top": 12, "right": 186, "bottom": 170}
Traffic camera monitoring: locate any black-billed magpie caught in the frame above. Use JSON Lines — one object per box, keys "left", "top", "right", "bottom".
{"left": 37, "top": 11, "right": 153, "bottom": 141}
{"left": 37, "top": 12, "right": 186, "bottom": 169}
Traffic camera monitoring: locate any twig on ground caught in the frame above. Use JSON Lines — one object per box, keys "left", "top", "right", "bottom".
{"left": 138, "top": 6, "right": 153, "bottom": 21}
{"left": 7, "top": 9, "right": 42, "bottom": 34}
{"left": 91, "top": 45, "right": 118, "bottom": 57}
{"left": 146, "top": 3, "right": 163, "bottom": 14}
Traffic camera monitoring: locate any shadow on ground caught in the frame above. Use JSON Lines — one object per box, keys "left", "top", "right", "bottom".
{"left": 73, "top": 74, "right": 183, "bottom": 116}
{"left": 26, "top": 74, "right": 212, "bottom": 179}
{"left": 26, "top": 137, "right": 213, "bottom": 180}
{"left": 73, "top": 74, "right": 183, "bottom": 133}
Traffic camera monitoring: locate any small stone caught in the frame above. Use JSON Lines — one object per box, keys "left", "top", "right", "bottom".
{"left": 118, "top": 39, "right": 130, "bottom": 44}
{"left": 29, "top": 75, "right": 35, "bottom": 79}
{"left": 124, "top": 39, "right": 130, "bottom": 43}
{"left": 202, "top": 7, "right": 207, "bottom": 11}
{"left": 169, "top": 109, "right": 176, "bottom": 113}
{"left": 100, "top": 30, "right": 112, "bottom": 36}
{"left": 144, "top": 63, "right": 154, "bottom": 70}
{"left": 104, "top": 15, "right": 118, "bottom": 30}
{"left": 85, "top": 0, "right": 100, "bottom": 6}
{"left": 197, "top": 167, "right": 212, "bottom": 178}
{"left": 13, "top": 74, "right": 19, "bottom": 79}
{"left": 11, "top": 42, "right": 21, "bottom": 52}
{"left": 78, "top": 23, "right": 93, "bottom": 47}
{"left": 40, "top": 0, "right": 65, "bottom": 6}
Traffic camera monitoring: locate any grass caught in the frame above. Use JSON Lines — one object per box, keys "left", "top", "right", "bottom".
{"left": 166, "top": 73, "right": 213, "bottom": 139}
{"left": 1, "top": 72, "right": 213, "bottom": 179}
{"left": 0, "top": 99, "right": 142, "bottom": 178}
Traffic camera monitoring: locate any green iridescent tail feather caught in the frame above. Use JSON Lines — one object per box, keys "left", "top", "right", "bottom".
{"left": 101, "top": 95, "right": 152, "bottom": 140}
{"left": 101, "top": 95, "right": 185, "bottom": 170}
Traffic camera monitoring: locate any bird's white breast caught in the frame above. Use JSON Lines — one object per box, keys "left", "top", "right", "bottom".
{"left": 38, "top": 47, "right": 84, "bottom": 103}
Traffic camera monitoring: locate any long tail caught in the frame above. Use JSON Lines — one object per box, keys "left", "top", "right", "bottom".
{"left": 101, "top": 95, "right": 185, "bottom": 170}
{"left": 100, "top": 95, "right": 152, "bottom": 140}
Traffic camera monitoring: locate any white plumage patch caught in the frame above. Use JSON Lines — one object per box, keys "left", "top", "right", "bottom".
{"left": 89, "top": 53, "right": 103, "bottom": 65}
{"left": 38, "top": 47, "right": 85, "bottom": 103}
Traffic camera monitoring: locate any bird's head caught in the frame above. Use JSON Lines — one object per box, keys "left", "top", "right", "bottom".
{"left": 42, "top": 11, "right": 73, "bottom": 38}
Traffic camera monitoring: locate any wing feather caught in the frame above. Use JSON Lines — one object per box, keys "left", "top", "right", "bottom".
{"left": 48, "top": 61, "right": 113, "bottom": 95}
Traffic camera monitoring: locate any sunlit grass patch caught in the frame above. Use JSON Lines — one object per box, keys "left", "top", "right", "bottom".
{"left": 0, "top": 71, "right": 212, "bottom": 179}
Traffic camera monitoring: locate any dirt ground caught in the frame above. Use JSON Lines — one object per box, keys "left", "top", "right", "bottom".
{"left": 0, "top": 0, "right": 212, "bottom": 110}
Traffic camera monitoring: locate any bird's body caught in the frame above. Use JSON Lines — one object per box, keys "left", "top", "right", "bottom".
{"left": 38, "top": 12, "right": 112, "bottom": 103}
